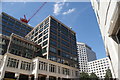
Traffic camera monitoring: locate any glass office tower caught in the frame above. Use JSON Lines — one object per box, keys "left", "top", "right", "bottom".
{"left": 26, "top": 16, "right": 78, "bottom": 68}
{"left": 1, "top": 12, "right": 33, "bottom": 37}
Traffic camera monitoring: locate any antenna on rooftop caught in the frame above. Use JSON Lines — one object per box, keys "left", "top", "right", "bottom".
{"left": 70, "top": 27, "right": 72, "bottom": 29}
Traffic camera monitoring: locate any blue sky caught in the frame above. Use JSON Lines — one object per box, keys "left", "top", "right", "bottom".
{"left": 2, "top": 2, "right": 106, "bottom": 59}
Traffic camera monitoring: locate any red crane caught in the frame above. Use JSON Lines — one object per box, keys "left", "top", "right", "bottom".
{"left": 20, "top": 2, "right": 47, "bottom": 23}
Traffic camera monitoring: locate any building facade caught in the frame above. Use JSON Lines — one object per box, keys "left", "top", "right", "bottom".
{"left": 0, "top": 53, "right": 79, "bottom": 80}
{"left": 1, "top": 12, "right": 33, "bottom": 37}
{"left": 90, "top": 0, "right": 120, "bottom": 79}
{"left": 0, "top": 13, "right": 79, "bottom": 80}
{"left": 77, "top": 42, "right": 96, "bottom": 73}
{"left": 0, "top": 12, "right": 33, "bottom": 55}
{"left": 0, "top": 34, "right": 9, "bottom": 55}
{"left": 88, "top": 57, "right": 114, "bottom": 78}
{"left": 26, "top": 16, "right": 78, "bottom": 68}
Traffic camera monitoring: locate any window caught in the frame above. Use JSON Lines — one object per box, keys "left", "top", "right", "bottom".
{"left": 49, "top": 64, "right": 56, "bottom": 73}
{"left": 58, "top": 66, "right": 61, "bottom": 74}
{"left": 42, "top": 47, "right": 47, "bottom": 53}
{"left": 34, "top": 37, "right": 37, "bottom": 41}
{"left": 61, "top": 34, "right": 69, "bottom": 41}
{"left": 61, "top": 46, "right": 69, "bottom": 53}
{"left": 51, "top": 18, "right": 57, "bottom": 25}
{"left": 38, "top": 38, "right": 42, "bottom": 43}
{"left": 43, "top": 40, "right": 48, "bottom": 46}
{"left": 45, "top": 19, "right": 49, "bottom": 24}
{"left": 50, "top": 34, "right": 57, "bottom": 40}
{"left": 44, "top": 29, "right": 48, "bottom": 34}
{"left": 50, "top": 46, "right": 57, "bottom": 53}
{"left": 61, "top": 40, "right": 69, "bottom": 47}
{"left": 39, "top": 33, "right": 42, "bottom": 38}
{"left": 32, "top": 62, "right": 36, "bottom": 70}
{"left": 35, "top": 32, "right": 38, "bottom": 36}
{"left": 62, "top": 67, "right": 70, "bottom": 75}
{"left": 43, "top": 34, "right": 48, "bottom": 40}
{"left": 39, "top": 61, "right": 47, "bottom": 71}
{"left": 39, "top": 23, "right": 43, "bottom": 28}
{"left": 44, "top": 24, "right": 49, "bottom": 29}
{"left": 20, "top": 61, "right": 31, "bottom": 71}
{"left": 7, "top": 58, "right": 19, "bottom": 68}
{"left": 50, "top": 40, "right": 57, "bottom": 46}
{"left": 58, "top": 50, "right": 60, "bottom": 56}
{"left": 49, "top": 55, "right": 57, "bottom": 61}
{"left": 39, "top": 28, "right": 43, "bottom": 32}
{"left": 50, "top": 28, "right": 57, "bottom": 34}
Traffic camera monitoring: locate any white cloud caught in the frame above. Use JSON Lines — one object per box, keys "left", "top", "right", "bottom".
{"left": 53, "top": 0, "right": 67, "bottom": 15}
{"left": 53, "top": 2, "right": 64, "bottom": 15}
{"left": 63, "top": 8, "right": 75, "bottom": 15}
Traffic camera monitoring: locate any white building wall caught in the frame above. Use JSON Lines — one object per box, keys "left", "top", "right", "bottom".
{"left": 77, "top": 42, "right": 96, "bottom": 73}
{"left": 90, "top": 0, "right": 120, "bottom": 79}
{"left": 88, "top": 57, "right": 114, "bottom": 78}
{"left": 0, "top": 53, "right": 79, "bottom": 80}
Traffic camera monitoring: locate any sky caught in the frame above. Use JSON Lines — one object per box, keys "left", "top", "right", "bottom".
{"left": 2, "top": 2, "right": 106, "bottom": 59}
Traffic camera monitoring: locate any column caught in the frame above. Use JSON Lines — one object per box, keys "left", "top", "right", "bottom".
{"left": 46, "top": 75, "right": 49, "bottom": 80}
{"left": 18, "top": 60, "right": 21, "bottom": 69}
{"left": 15, "top": 73, "right": 20, "bottom": 80}
{"left": 29, "top": 75, "right": 32, "bottom": 80}
{"left": 56, "top": 77, "right": 58, "bottom": 80}
{"left": 0, "top": 55, "right": 8, "bottom": 80}
{"left": 34, "top": 58, "right": 39, "bottom": 80}
{"left": 34, "top": 73, "right": 38, "bottom": 80}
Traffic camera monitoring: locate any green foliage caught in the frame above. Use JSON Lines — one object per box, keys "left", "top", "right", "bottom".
{"left": 89, "top": 73, "right": 99, "bottom": 80}
{"left": 80, "top": 72, "right": 99, "bottom": 80}
{"left": 105, "top": 69, "right": 112, "bottom": 79}
{"left": 80, "top": 72, "right": 90, "bottom": 80}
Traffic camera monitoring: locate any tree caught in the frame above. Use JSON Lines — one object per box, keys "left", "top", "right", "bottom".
{"left": 89, "top": 73, "right": 99, "bottom": 80}
{"left": 80, "top": 72, "right": 90, "bottom": 80}
{"left": 105, "top": 69, "right": 112, "bottom": 79}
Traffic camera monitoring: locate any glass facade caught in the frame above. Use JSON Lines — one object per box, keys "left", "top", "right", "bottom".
{"left": 1, "top": 12, "right": 33, "bottom": 37}
{"left": 26, "top": 16, "right": 78, "bottom": 68}
{"left": 49, "top": 17, "right": 78, "bottom": 68}
{"left": 0, "top": 35, "right": 9, "bottom": 55}
{"left": 8, "top": 34, "right": 42, "bottom": 59}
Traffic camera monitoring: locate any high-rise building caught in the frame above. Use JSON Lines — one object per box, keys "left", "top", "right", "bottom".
{"left": 77, "top": 42, "right": 96, "bottom": 73}
{"left": 88, "top": 57, "right": 114, "bottom": 78}
{"left": 1, "top": 12, "right": 33, "bottom": 37}
{"left": 90, "top": 0, "right": 120, "bottom": 79}
{"left": 0, "top": 13, "right": 79, "bottom": 80}
{"left": 26, "top": 16, "right": 78, "bottom": 68}
{"left": 0, "top": 12, "right": 33, "bottom": 55}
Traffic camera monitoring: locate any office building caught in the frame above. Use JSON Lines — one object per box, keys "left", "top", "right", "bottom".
{"left": 7, "top": 33, "right": 42, "bottom": 58}
{"left": 90, "top": 0, "right": 120, "bottom": 79}
{"left": 0, "top": 34, "right": 9, "bottom": 55}
{"left": 0, "top": 12, "right": 33, "bottom": 55}
{"left": 77, "top": 42, "right": 96, "bottom": 73}
{"left": 26, "top": 16, "right": 78, "bottom": 68}
{"left": 88, "top": 57, "right": 114, "bottom": 78}
{"left": 1, "top": 12, "right": 33, "bottom": 37}
{"left": 0, "top": 13, "right": 79, "bottom": 80}
{"left": 0, "top": 53, "right": 79, "bottom": 80}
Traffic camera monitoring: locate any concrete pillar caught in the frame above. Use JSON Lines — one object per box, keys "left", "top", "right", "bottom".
{"left": 56, "top": 77, "right": 58, "bottom": 80}
{"left": 46, "top": 75, "right": 49, "bottom": 80}
{"left": 0, "top": 55, "right": 8, "bottom": 80}
{"left": 34, "top": 73, "right": 38, "bottom": 80}
{"left": 18, "top": 60, "right": 21, "bottom": 69}
{"left": 47, "top": 62, "right": 49, "bottom": 72}
{"left": 29, "top": 75, "right": 32, "bottom": 80}
{"left": 34, "top": 58, "right": 39, "bottom": 80}
{"left": 15, "top": 73, "right": 20, "bottom": 80}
